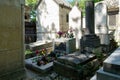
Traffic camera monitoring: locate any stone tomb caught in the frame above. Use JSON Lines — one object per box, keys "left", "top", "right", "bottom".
{"left": 54, "top": 1, "right": 101, "bottom": 80}
{"left": 95, "top": 2, "right": 110, "bottom": 52}
{"left": 54, "top": 38, "right": 76, "bottom": 54}
{"left": 91, "top": 47, "right": 120, "bottom": 80}
{"left": 54, "top": 51, "right": 96, "bottom": 80}
{"left": 25, "top": 56, "right": 53, "bottom": 73}
{"left": 0, "top": 0, "right": 24, "bottom": 79}
{"left": 80, "top": 0, "right": 100, "bottom": 53}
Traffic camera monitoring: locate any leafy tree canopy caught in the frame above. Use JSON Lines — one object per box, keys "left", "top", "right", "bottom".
{"left": 25, "top": 0, "right": 38, "bottom": 9}
{"left": 25, "top": 0, "right": 38, "bottom": 22}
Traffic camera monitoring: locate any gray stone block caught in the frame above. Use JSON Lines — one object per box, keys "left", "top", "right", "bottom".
{"left": 28, "top": 40, "right": 53, "bottom": 51}
{"left": 25, "top": 57, "right": 53, "bottom": 73}
{"left": 54, "top": 38, "right": 76, "bottom": 54}
{"left": 53, "top": 61, "right": 82, "bottom": 80}
{"left": 57, "top": 52, "right": 95, "bottom": 67}
{"left": 103, "top": 47, "right": 120, "bottom": 75}
{"left": 97, "top": 68, "right": 120, "bottom": 80}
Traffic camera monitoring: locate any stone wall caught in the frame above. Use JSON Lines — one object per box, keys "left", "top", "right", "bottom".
{"left": 59, "top": 7, "right": 71, "bottom": 32}
{"left": 0, "top": 0, "right": 24, "bottom": 76}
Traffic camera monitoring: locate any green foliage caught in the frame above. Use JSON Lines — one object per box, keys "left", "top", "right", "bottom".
{"left": 25, "top": 0, "right": 38, "bottom": 22}
{"left": 25, "top": 0, "right": 38, "bottom": 8}
{"left": 25, "top": 49, "right": 32, "bottom": 55}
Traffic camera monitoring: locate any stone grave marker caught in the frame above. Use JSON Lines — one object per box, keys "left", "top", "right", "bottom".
{"left": 80, "top": 0, "right": 100, "bottom": 53}
{"left": 53, "top": 1, "right": 100, "bottom": 80}
{"left": 69, "top": 3, "right": 82, "bottom": 49}
{"left": 95, "top": 2, "right": 110, "bottom": 46}
{"left": 54, "top": 38, "right": 76, "bottom": 54}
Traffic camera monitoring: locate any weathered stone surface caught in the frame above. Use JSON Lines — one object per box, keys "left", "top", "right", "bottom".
{"left": 69, "top": 5, "right": 82, "bottom": 49}
{"left": 54, "top": 38, "right": 76, "bottom": 53}
{"left": 80, "top": 1, "right": 100, "bottom": 52}
{"left": 54, "top": 61, "right": 82, "bottom": 80}
{"left": 54, "top": 55, "right": 99, "bottom": 80}
{"left": 103, "top": 47, "right": 120, "bottom": 75}
{"left": 80, "top": 34, "right": 100, "bottom": 48}
{"left": 95, "top": 2, "right": 110, "bottom": 45}
{"left": 0, "top": 0, "right": 24, "bottom": 77}
{"left": 57, "top": 51, "right": 95, "bottom": 67}
{"left": 97, "top": 68, "right": 120, "bottom": 80}
{"left": 28, "top": 40, "right": 53, "bottom": 51}
{"left": 25, "top": 56, "right": 53, "bottom": 73}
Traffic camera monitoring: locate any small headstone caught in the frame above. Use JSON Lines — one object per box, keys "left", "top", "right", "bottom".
{"left": 54, "top": 38, "right": 76, "bottom": 54}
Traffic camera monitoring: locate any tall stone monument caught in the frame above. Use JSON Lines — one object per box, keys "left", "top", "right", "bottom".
{"left": 80, "top": 0, "right": 100, "bottom": 53}
{"left": 0, "top": 0, "right": 25, "bottom": 79}
{"left": 114, "top": 0, "right": 120, "bottom": 45}
{"left": 69, "top": 2, "right": 82, "bottom": 49}
{"left": 95, "top": 2, "right": 110, "bottom": 52}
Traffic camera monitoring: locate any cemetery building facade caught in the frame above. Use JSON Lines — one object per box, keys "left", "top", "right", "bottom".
{"left": 36, "top": 0, "right": 71, "bottom": 40}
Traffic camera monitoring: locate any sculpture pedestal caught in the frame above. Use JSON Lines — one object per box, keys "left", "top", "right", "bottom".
{"left": 80, "top": 34, "right": 100, "bottom": 53}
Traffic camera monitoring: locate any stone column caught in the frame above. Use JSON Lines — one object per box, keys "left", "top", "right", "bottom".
{"left": 85, "top": 0, "right": 94, "bottom": 34}
{"left": 80, "top": 0, "right": 100, "bottom": 53}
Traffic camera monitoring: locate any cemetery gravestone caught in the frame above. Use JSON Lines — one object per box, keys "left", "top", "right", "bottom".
{"left": 0, "top": 0, "right": 25, "bottom": 79}
{"left": 95, "top": 2, "right": 110, "bottom": 46}
{"left": 69, "top": 4, "right": 82, "bottom": 49}
{"left": 54, "top": 1, "right": 100, "bottom": 80}
{"left": 114, "top": 0, "right": 120, "bottom": 45}
{"left": 54, "top": 38, "right": 76, "bottom": 54}
{"left": 80, "top": 0, "right": 100, "bottom": 53}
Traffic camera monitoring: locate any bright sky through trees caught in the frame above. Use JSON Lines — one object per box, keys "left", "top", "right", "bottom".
{"left": 67, "top": 0, "right": 73, "bottom": 2}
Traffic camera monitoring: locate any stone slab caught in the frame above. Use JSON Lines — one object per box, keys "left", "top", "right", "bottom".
{"left": 28, "top": 40, "right": 53, "bottom": 51}
{"left": 97, "top": 68, "right": 120, "bottom": 80}
{"left": 103, "top": 47, "right": 120, "bottom": 75}
{"left": 53, "top": 61, "right": 82, "bottom": 80}
{"left": 57, "top": 51, "right": 95, "bottom": 68}
{"left": 25, "top": 56, "right": 53, "bottom": 73}
{"left": 54, "top": 55, "right": 98, "bottom": 80}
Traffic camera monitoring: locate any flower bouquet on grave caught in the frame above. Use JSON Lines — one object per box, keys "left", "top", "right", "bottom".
{"left": 37, "top": 55, "right": 48, "bottom": 66}
{"left": 57, "top": 31, "right": 64, "bottom": 38}
{"left": 36, "top": 48, "right": 49, "bottom": 66}
{"left": 67, "top": 27, "right": 74, "bottom": 38}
